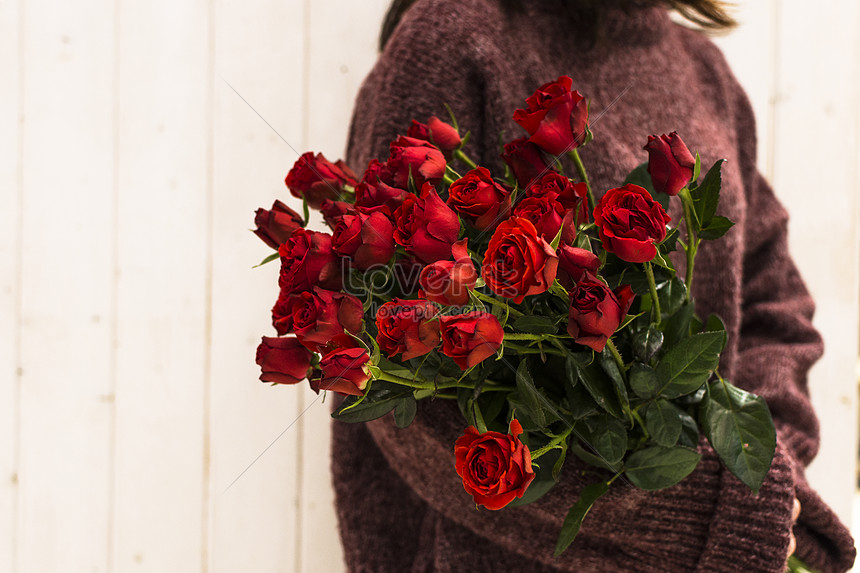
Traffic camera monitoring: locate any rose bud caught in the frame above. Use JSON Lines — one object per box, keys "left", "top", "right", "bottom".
{"left": 645, "top": 132, "right": 696, "bottom": 196}
{"left": 385, "top": 136, "right": 446, "bottom": 190}
{"left": 501, "top": 137, "right": 552, "bottom": 190}
{"left": 593, "top": 184, "right": 671, "bottom": 263}
{"left": 512, "top": 194, "right": 565, "bottom": 243}
{"left": 439, "top": 311, "right": 504, "bottom": 370}
{"left": 319, "top": 199, "right": 353, "bottom": 229}
{"left": 255, "top": 336, "right": 313, "bottom": 385}
{"left": 375, "top": 299, "right": 441, "bottom": 360}
{"left": 447, "top": 167, "right": 511, "bottom": 231}
{"left": 513, "top": 76, "right": 589, "bottom": 156}
{"left": 253, "top": 200, "right": 305, "bottom": 249}
{"left": 567, "top": 273, "right": 635, "bottom": 352}
{"left": 285, "top": 151, "right": 358, "bottom": 209}
{"left": 482, "top": 217, "right": 558, "bottom": 304}
{"left": 527, "top": 172, "right": 589, "bottom": 227}
{"left": 556, "top": 245, "right": 600, "bottom": 289}
{"left": 354, "top": 159, "right": 409, "bottom": 214}
{"left": 418, "top": 239, "right": 478, "bottom": 306}
{"left": 407, "top": 117, "right": 462, "bottom": 153}
{"left": 278, "top": 228, "right": 342, "bottom": 294}
{"left": 272, "top": 287, "right": 363, "bottom": 351}
{"left": 310, "top": 347, "right": 371, "bottom": 396}
{"left": 454, "top": 418, "right": 535, "bottom": 510}
{"left": 393, "top": 185, "right": 460, "bottom": 264}
{"left": 332, "top": 208, "right": 396, "bottom": 270}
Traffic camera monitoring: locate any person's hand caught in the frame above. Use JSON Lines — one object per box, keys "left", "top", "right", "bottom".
{"left": 788, "top": 497, "right": 801, "bottom": 557}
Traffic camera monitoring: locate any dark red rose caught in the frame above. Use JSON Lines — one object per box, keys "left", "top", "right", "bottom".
{"left": 645, "top": 132, "right": 696, "bottom": 196}
{"left": 355, "top": 159, "right": 408, "bottom": 214}
{"left": 385, "top": 136, "right": 446, "bottom": 189}
{"left": 285, "top": 152, "right": 358, "bottom": 209}
{"left": 418, "top": 239, "right": 478, "bottom": 306}
{"left": 513, "top": 76, "right": 589, "bottom": 156}
{"left": 556, "top": 246, "right": 600, "bottom": 289}
{"left": 512, "top": 194, "right": 565, "bottom": 243}
{"left": 454, "top": 418, "right": 535, "bottom": 510}
{"left": 311, "top": 347, "right": 371, "bottom": 396}
{"left": 392, "top": 256, "right": 424, "bottom": 295}
{"left": 439, "top": 311, "right": 504, "bottom": 369}
{"left": 278, "top": 228, "right": 341, "bottom": 294}
{"left": 272, "top": 287, "right": 363, "bottom": 350}
{"left": 253, "top": 200, "right": 305, "bottom": 249}
{"left": 332, "top": 208, "right": 396, "bottom": 269}
{"left": 406, "top": 119, "right": 431, "bottom": 141}
{"left": 567, "top": 273, "right": 635, "bottom": 352}
{"left": 593, "top": 184, "right": 671, "bottom": 263}
{"left": 375, "top": 299, "right": 441, "bottom": 360}
{"left": 501, "top": 137, "right": 552, "bottom": 190}
{"left": 393, "top": 184, "right": 460, "bottom": 263}
{"left": 320, "top": 200, "right": 353, "bottom": 229}
{"left": 527, "top": 172, "right": 589, "bottom": 226}
{"left": 482, "top": 217, "right": 558, "bottom": 304}
{"left": 447, "top": 167, "right": 511, "bottom": 230}
{"left": 255, "top": 336, "right": 313, "bottom": 385}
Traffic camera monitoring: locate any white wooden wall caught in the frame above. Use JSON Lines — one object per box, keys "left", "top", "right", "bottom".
{"left": 0, "top": 1, "right": 856, "bottom": 571}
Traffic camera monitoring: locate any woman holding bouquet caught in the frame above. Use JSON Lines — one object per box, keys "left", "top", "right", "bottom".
{"left": 330, "top": 0, "right": 856, "bottom": 571}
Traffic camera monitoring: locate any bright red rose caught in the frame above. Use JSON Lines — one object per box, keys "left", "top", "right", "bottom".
{"left": 385, "top": 136, "right": 446, "bottom": 189}
{"left": 332, "top": 208, "right": 396, "bottom": 269}
{"left": 255, "top": 336, "right": 313, "bottom": 385}
{"left": 527, "top": 172, "right": 589, "bottom": 227}
{"left": 272, "top": 286, "right": 363, "bottom": 351}
{"left": 393, "top": 185, "right": 461, "bottom": 263}
{"left": 482, "top": 217, "right": 558, "bottom": 304}
{"left": 567, "top": 273, "right": 635, "bottom": 352}
{"left": 311, "top": 347, "right": 371, "bottom": 396}
{"left": 407, "top": 116, "right": 462, "bottom": 153}
{"left": 418, "top": 239, "right": 478, "bottom": 306}
{"left": 355, "top": 159, "right": 408, "bottom": 214}
{"left": 375, "top": 299, "right": 441, "bottom": 360}
{"left": 278, "top": 228, "right": 342, "bottom": 294}
{"left": 253, "top": 200, "right": 304, "bottom": 249}
{"left": 454, "top": 418, "right": 535, "bottom": 510}
{"left": 594, "top": 184, "right": 671, "bottom": 263}
{"left": 512, "top": 194, "right": 565, "bottom": 242}
{"left": 320, "top": 199, "right": 353, "bottom": 229}
{"left": 447, "top": 167, "right": 511, "bottom": 230}
{"left": 285, "top": 151, "right": 358, "bottom": 209}
{"left": 513, "top": 76, "right": 589, "bottom": 156}
{"left": 501, "top": 137, "right": 552, "bottom": 190}
{"left": 556, "top": 246, "right": 600, "bottom": 289}
{"left": 645, "top": 132, "right": 696, "bottom": 196}
{"left": 439, "top": 311, "right": 504, "bottom": 369}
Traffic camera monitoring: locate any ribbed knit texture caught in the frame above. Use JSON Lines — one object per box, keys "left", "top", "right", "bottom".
{"left": 332, "top": 1, "right": 856, "bottom": 571}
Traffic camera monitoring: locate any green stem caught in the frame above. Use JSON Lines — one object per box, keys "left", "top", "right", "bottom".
{"left": 568, "top": 148, "right": 596, "bottom": 216}
{"left": 604, "top": 339, "right": 625, "bottom": 375}
{"left": 373, "top": 369, "right": 513, "bottom": 393}
{"left": 530, "top": 427, "right": 573, "bottom": 460}
{"left": 631, "top": 409, "right": 650, "bottom": 440}
{"left": 643, "top": 261, "right": 662, "bottom": 325}
{"left": 679, "top": 189, "right": 698, "bottom": 302}
{"left": 470, "top": 289, "right": 525, "bottom": 317}
{"left": 454, "top": 148, "right": 477, "bottom": 170}
{"left": 504, "top": 341, "right": 566, "bottom": 357}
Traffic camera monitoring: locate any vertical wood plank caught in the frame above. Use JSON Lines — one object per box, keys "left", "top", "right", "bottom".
{"left": 210, "top": 1, "right": 307, "bottom": 571}
{"left": 111, "top": 1, "right": 212, "bottom": 570}
{"left": 0, "top": 0, "right": 21, "bottom": 570}
{"left": 17, "top": 1, "right": 116, "bottom": 570}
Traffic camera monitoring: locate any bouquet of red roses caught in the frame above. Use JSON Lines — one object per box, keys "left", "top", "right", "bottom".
{"left": 252, "top": 76, "right": 777, "bottom": 554}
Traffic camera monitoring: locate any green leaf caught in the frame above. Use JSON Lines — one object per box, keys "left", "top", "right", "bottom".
{"left": 375, "top": 356, "right": 414, "bottom": 379}
{"left": 393, "top": 396, "right": 418, "bottom": 428}
{"left": 644, "top": 400, "right": 683, "bottom": 447}
{"left": 512, "top": 315, "right": 558, "bottom": 335}
{"left": 692, "top": 152, "right": 701, "bottom": 184}
{"left": 564, "top": 377, "right": 598, "bottom": 420}
{"left": 629, "top": 362, "right": 659, "bottom": 399}
{"left": 658, "top": 227, "right": 680, "bottom": 254}
{"left": 580, "top": 416, "right": 627, "bottom": 466}
{"left": 515, "top": 360, "right": 547, "bottom": 429}
{"left": 699, "top": 216, "right": 735, "bottom": 240}
{"left": 663, "top": 302, "right": 695, "bottom": 348}
{"left": 253, "top": 251, "right": 280, "bottom": 268}
{"left": 332, "top": 381, "right": 414, "bottom": 423}
{"left": 655, "top": 331, "right": 725, "bottom": 398}
{"left": 625, "top": 446, "right": 701, "bottom": 490}
{"left": 554, "top": 481, "right": 611, "bottom": 556}
{"left": 573, "top": 354, "right": 623, "bottom": 418}
{"left": 690, "top": 159, "right": 725, "bottom": 228}
{"left": 677, "top": 409, "right": 701, "bottom": 449}
{"left": 552, "top": 437, "right": 569, "bottom": 481}
{"left": 599, "top": 349, "right": 629, "bottom": 415}
{"left": 633, "top": 325, "right": 663, "bottom": 362}
{"left": 658, "top": 277, "right": 688, "bottom": 317}
{"left": 701, "top": 380, "right": 776, "bottom": 493}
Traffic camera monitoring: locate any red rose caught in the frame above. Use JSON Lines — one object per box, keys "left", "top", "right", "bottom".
{"left": 418, "top": 239, "right": 478, "bottom": 306}
{"left": 320, "top": 199, "right": 353, "bottom": 229}
{"left": 527, "top": 172, "right": 589, "bottom": 227}
{"left": 439, "top": 311, "right": 504, "bottom": 369}
{"left": 255, "top": 336, "right": 313, "bottom": 385}
{"left": 454, "top": 418, "right": 535, "bottom": 510}
{"left": 393, "top": 184, "right": 460, "bottom": 263}
{"left": 567, "top": 273, "right": 635, "bottom": 352}
{"left": 311, "top": 347, "right": 371, "bottom": 396}
{"left": 285, "top": 152, "right": 358, "bottom": 209}
{"left": 253, "top": 200, "right": 304, "bottom": 249}
{"left": 385, "top": 136, "right": 446, "bottom": 189}
{"left": 355, "top": 159, "right": 408, "bottom": 214}
{"left": 482, "top": 217, "right": 558, "bottom": 304}
{"left": 513, "top": 76, "right": 589, "bottom": 156}
{"left": 512, "top": 194, "right": 565, "bottom": 243}
{"left": 556, "top": 246, "right": 600, "bottom": 289}
{"left": 332, "top": 208, "right": 396, "bottom": 269}
{"left": 501, "top": 137, "right": 552, "bottom": 190}
{"left": 645, "top": 132, "right": 696, "bottom": 196}
{"left": 272, "top": 287, "right": 363, "bottom": 351}
{"left": 593, "top": 184, "right": 671, "bottom": 263}
{"left": 278, "top": 228, "right": 342, "bottom": 294}
{"left": 375, "top": 299, "right": 441, "bottom": 360}
{"left": 447, "top": 167, "right": 511, "bottom": 230}
{"left": 407, "top": 116, "right": 462, "bottom": 153}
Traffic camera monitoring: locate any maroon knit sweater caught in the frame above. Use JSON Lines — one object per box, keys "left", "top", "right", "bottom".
{"left": 332, "top": 1, "right": 856, "bottom": 571}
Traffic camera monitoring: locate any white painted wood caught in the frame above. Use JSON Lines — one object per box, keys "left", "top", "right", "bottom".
{"left": 17, "top": 0, "right": 116, "bottom": 571}
{"left": 209, "top": 1, "right": 307, "bottom": 571}
{"left": 111, "top": 1, "right": 212, "bottom": 571}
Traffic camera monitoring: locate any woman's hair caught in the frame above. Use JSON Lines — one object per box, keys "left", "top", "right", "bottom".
{"left": 378, "top": 0, "right": 737, "bottom": 50}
